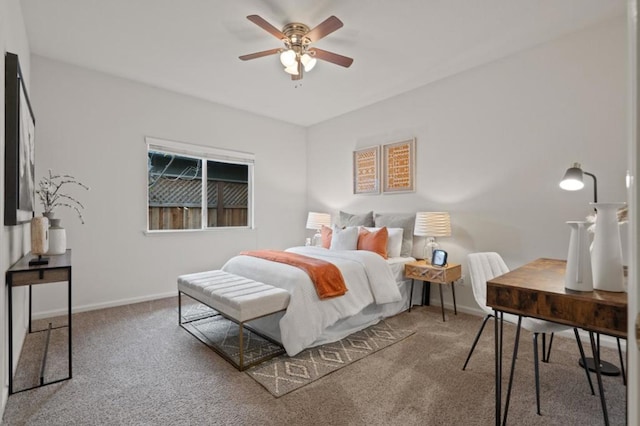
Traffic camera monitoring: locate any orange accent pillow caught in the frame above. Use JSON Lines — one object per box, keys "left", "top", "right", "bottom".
{"left": 357, "top": 227, "right": 389, "bottom": 259}
{"left": 321, "top": 225, "right": 333, "bottom": 249}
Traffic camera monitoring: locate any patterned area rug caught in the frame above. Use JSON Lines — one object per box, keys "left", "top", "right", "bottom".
{"left": 246, "top": 320, "right": 415, "bottom": 397}
{"left": 180, "top": 303, "right": 284, "bottom": 368}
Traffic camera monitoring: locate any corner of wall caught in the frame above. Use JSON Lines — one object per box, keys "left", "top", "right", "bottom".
{"left": 1, "top": 0, "right": 32, "bottom": 418}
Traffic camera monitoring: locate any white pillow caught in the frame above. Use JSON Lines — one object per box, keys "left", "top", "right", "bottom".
{"left": 364, "top": 227, "right": 404, "bottom": 258}
{"left": 330, "top": 225, "right": 359, "bottom": 250}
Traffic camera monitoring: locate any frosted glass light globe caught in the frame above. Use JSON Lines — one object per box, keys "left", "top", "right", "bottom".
{"left": 280, "top": 50, "right": 296, "bottom": 67}
{"left": 301, "top": 53, "right": 317, "bottom": 72}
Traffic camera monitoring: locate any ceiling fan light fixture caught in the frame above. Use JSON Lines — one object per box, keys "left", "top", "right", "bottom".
{"left": 284, "top": 63, "right": 299, "bottom": 75}
{"left": 301, "top": 53, "right": 317, "bottom": 72}
{"left": 241, "top": 15, "right": 353, "bottom": 81}
{"left": 279, "top": 49, "right": 297, "bottom": 67}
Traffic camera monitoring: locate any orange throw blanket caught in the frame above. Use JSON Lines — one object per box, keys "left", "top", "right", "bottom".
{"left": 239, "top": 250, "right": 347, "bottom": 299}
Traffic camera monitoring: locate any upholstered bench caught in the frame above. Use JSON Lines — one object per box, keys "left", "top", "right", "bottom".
{"left": 177, "top": 270, "right": 290, "bottom": 370}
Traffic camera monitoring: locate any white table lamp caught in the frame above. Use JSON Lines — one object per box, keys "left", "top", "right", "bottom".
{"left": 414, "top": 212, "right": 451, "bottom": 261}
{"left": 306, "top": 212, "right": 331, "bottom": 246}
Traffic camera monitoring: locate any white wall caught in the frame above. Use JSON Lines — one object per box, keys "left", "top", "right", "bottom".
{"left": 1, "top": 0, "right": 32, "bottom": 412}
{"left": 29, "top": 56, "right": 308, "bottom": 314}
{"left": 307, "top": 17, "right": 628, "bottom": 313}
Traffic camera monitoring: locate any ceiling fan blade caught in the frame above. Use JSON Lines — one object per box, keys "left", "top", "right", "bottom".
{"left": 246, "top": 15, "right": 285, "bottom": 40}
{"left": 310, "top": 48, "right": 353, "bottom": 68}
{"left": 305, "top": 16, "right": 343, "bottom": 43}
{"left": 239, "top": 48, "right": 281, "bottom": 61}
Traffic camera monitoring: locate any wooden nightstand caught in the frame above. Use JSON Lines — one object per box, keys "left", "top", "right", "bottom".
{"left": 405, "top": 260, "right": 462, "bottom": 321}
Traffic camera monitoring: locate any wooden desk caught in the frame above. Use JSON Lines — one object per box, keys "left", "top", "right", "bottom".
{"left": 486, "top": 258, "right": 627, "bottom": 426}
{"left": 6, "top": 250, "right": 72, "bottom": 394}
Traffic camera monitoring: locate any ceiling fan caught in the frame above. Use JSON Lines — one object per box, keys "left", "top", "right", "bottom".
{"left": 239, "top": 15, "right": 354, "bottom": 81}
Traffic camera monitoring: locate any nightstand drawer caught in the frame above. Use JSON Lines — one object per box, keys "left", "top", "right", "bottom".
{"left": 8, "top": 268, "right": 71, "bottom": 287}
{"left": 405, "top": 262, "right": 461, "bottom": 284}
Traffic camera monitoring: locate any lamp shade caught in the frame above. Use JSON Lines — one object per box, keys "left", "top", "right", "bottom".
{"left": 560, "top": 163, "right": 585, "bottom": 191}
{"left": 306, "top": 212, "right": 331, "bottom": 230}
{"left": 414, "top": 212, "right": 451, "bottom": 237}
{"left": 284, "top": 63, "right": 299, "bottom": 75}
{"left": 280, "top": 49, "right": 297, "bottom": 67}
{"left": 301, "top": 53, "right": 317, "bottom": 72}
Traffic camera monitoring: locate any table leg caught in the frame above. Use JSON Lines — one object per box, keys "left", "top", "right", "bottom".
{"left": 494, "top": 309, "right": 503, "bottom": 426}
{"left": 68, "top": 268, "right": 73, "bottom": 379}
{"left": 451, "top": 282, "right": 457, "bottom": 315}
{"left": 502, "top": 316, "right": 522, "bottom": 426}
{"left": 409, "top": 279, "right": 414, "bottom": 312}
{"left": 28, "top": 285, "right": 32, "bottom": 333}
{"left": 617, "top": 338, "right": 626, "bottom": 386}
{"left": 589, "top": 331, "right": 609, "bottom": 426}
{"left": 439, "top": 284, "right": 445, "bottom": 321}
{"left": 422, "top": 281, "right": 431, "bottom": 306}
{"left": 8, "top": 280, "right": 13, "bottom": 395}
{"left": 573, "top": 328, "right": 595, "bottom": 395}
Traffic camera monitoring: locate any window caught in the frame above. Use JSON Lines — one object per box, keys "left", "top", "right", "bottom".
{"left": 146, "top": 137, "right": 253, "bottom": 231}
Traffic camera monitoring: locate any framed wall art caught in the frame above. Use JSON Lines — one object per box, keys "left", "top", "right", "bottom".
{"left": 383, "top": 138, "right": 415, "bottom": 193}
{"left": 353, "top": 145, "right": 380, "bottom": 194}
{"left": 5, "top": 52, "right": 36, "bottom": 225}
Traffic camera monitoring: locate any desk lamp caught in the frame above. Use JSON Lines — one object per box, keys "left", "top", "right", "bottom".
{"left": 560, "top": 162, "right": 597, "bottom": 205}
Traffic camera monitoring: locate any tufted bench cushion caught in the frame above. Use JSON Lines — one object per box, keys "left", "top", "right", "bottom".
{"left": 177, "top": 270, "right": 290, "bottom": 370}
{"left": 178, "top": 270, "right": 290, "bottom": 322}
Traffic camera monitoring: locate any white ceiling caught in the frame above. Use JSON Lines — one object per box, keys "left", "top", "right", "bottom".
{"left": 21, "top": 0, "right": 625, "bottom": 127}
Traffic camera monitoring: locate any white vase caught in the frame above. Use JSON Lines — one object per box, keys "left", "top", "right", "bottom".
{"left": 565, "top": 221, "right": 593, "bottom": 292}
{"left": 47, "top": 218, "right": 67, "bottom": 255}
{"left": 590, "top": 202, "right": 626, "bottom": 292}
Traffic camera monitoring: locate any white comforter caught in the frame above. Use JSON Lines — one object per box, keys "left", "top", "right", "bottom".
{"left": 221, "top": 246, "right": 401, "bottom": 355}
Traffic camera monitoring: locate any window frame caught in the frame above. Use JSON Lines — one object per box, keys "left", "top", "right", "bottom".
{"left": 145, "top": 136, "right": 254, "bottom": 233}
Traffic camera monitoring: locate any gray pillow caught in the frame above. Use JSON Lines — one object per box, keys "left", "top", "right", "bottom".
{"left": 339, "top": 210, "right": 374, "bottom": 227}
{"left": 329, "top": 225, "right": 359, "bottom": 250}
{"left": 374, "top": 213, "right": 414, "bottom": 257}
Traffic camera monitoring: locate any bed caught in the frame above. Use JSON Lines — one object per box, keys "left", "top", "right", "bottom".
{"left": 221, "top": 245, "right": 416, "bottom": 356}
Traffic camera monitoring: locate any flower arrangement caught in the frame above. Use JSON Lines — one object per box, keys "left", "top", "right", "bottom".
{"left": 36, "top": 169, "right": 89, "bottom": 224}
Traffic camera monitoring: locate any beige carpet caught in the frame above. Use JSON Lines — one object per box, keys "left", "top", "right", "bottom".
{"left": 2, "top": 297, "right": 626, "bottom": 425}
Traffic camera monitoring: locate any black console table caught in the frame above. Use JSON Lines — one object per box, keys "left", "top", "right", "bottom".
{"left": 6, "top": 249, "right": 72, "bottom": 394}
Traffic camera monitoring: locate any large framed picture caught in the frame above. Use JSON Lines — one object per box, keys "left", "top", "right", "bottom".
{"left": 383, "top": 138, "right": 415, "bottom": 193}
{"left": 4, "top": 52, "right": 36, "bottom": 225}
{"left": 353, "top": 145, "right": 380, "bottom": 194}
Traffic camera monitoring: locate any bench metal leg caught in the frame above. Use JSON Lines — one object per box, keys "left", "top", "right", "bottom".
{"left": 239, "top": 322, "right": 244, "bottom": 370}
{"left": 177, "top": 292, "right": 285, "bottom": 371}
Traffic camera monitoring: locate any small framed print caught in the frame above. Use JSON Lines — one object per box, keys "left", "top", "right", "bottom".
{"left": 353, "top": 146, "right": 380, "bottom": 194}
{"left": 383, "top": 138, "right": 415, "bottom": 193}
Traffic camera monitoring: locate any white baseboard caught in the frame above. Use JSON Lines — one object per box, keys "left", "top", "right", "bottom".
{"left": 31, "top": 291, "right": 177, "bottom": 320}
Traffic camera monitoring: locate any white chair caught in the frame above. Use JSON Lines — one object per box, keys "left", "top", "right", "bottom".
{"left": 462, "top": 252, "right": 595, "bottom": 416}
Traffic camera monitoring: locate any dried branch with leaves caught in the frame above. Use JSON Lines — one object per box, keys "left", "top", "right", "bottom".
{"left": 36, "top": 169, "right": 90, "bottom": 224}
